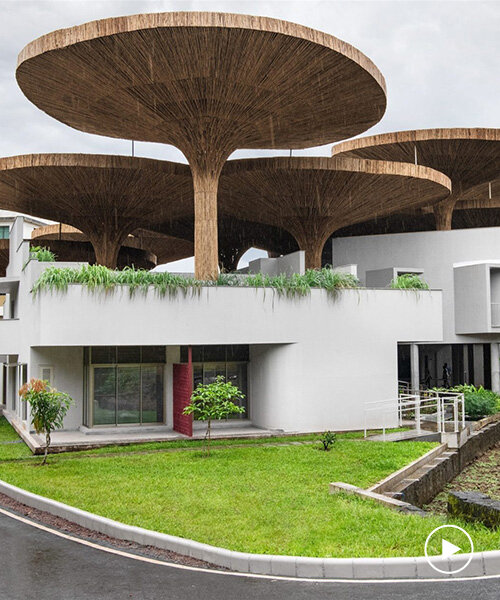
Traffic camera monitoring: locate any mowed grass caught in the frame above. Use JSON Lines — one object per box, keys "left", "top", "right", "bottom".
{"left": 0, "top": 418, "right": 32, "bottom": 460}
{"left": 0, "top": 417, "right": 498, "bottom": 557}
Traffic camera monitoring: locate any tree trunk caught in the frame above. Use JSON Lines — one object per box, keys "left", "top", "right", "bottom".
{"left": 42, "top": 431, "right": 50, "bottom": 465}
{"left": 206, "top": 419, "right": 212, "bottom": 456}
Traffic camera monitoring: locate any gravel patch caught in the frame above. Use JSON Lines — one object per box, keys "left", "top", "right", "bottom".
{"left": 0, "top": 491, "right": 225, "bottom": 570}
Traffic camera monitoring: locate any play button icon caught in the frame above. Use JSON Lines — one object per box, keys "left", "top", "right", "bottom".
{"left": 424, "top": 525, "right": 474, "bottom": 574}
{"left": 441, "top": 539, "right": 461, "bottom": 557}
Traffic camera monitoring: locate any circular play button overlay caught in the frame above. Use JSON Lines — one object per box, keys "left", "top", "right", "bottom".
{"left": 424, "top": 525, "right": 474, "bottom": 574}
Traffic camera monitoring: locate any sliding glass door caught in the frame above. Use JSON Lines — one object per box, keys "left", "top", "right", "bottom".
{"left": 93, "top": 366, "right": 116, "bottom": 425}
{"left": 92, "top": 364, "right": 164, "bottom": 426}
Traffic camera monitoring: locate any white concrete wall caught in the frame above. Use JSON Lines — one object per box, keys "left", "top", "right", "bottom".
{"left": 0, "top": 232, "right": 444, "bottom": 433}
{"left": 333, "top": 227, "right": 500, "bottom": 343}
{"left": 248, "top": 251, "right": 305, "bottom": 276}
{"left": 30, "top": 347, "right": 84, "bottom": 430}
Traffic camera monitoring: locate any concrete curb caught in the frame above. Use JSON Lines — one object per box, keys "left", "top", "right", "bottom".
{"left": 1, "top": 478, "right": 499, "bottom": 580}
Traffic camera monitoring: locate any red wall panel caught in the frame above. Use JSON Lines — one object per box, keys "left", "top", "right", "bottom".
{"left": 173, "top": 361, "right": 193, "bottom": 437}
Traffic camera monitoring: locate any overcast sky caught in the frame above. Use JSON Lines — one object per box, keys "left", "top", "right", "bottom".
{"left": 0, "top": 0, "right": 498, "bottom": 268}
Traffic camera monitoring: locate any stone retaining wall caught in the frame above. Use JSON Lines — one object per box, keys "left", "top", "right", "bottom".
{"left": 448, "top": 491, "right": 500, "bottom": 529}
{"left": 397, "top": 420, "right": 500, "bottom": 507}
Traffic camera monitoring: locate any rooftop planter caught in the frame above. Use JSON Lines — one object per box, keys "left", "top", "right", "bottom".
{"left": 31, "top": 265, "right": 361, "bottom": 299}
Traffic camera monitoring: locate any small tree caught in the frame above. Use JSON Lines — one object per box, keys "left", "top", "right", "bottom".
{"left": 19, "top": 379, "right": 73, "bottom": 465}
{"left": 183, "top": 375, "right": 245, "bottom": 455}
{"left": 319, "top": 431, "right": 336, "bottom": 451}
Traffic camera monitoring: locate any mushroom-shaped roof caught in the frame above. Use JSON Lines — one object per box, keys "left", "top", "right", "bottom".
{"left": 219, "top": 156, "right": 452, "bottom": 269}
{"left": 332, "top": 129, "right": 500, "bottom": 230}
{"left": 0, "top": 154, "right": 193, "bottom": 268}
{"left": 457, "top": 178, "right": 500, "bottom": 208}
{"left": 16, "top": 12, "right": 388, "bottom": 280}
{"left": 17, "top": 12, "right": 387, "bottom": 150}
{"left": 332, "top": 128, "right": 500, "bottom": 231}
{"left": 332, "top": 128, "right": 500, "bottom": 192}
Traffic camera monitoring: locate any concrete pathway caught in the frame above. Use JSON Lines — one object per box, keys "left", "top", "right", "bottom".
{"left": 1, "top": 509, "right": 499, "bottom": 600}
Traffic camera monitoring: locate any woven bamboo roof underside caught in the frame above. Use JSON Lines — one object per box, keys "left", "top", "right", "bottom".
{"left": 334, "top": 208, "right": 500, "bottom": 237}
{"left": 33, "top": 224, "right": 195, "bottom": 265}
{"left": 220, "top": 156, "right": 451, "bottom": 238}
{"left": 0, "top": 154, "right": 193, "bottom": 267}
{"left": 331, "top": 128, "right": 500, "bottom": 190}
{"left": 0, "top": 154, "right": 193, "bottom": 226}
{"left": 16, "top": 12, "right": 387, "bottom": 151}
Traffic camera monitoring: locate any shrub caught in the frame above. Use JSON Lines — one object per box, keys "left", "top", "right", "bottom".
{"left": 30, "top": 246, "right": 56, "bottom": 262}
{"left": 390, "top": 274, "right": 429, "bottom": 290}
{"left": 319, "top": 431, "right": 336, "bottom": 451}
{"left": 434, "top": 384, "right": 500, "bottom": 420}
{"left": 183, "top": 376, "right": 245, "bottom": 455}
{"left": 461, "top": 386, "right": 499, "bottom": 420}
{"left": 19, "top": 378, "right": 73, "bottom": 464}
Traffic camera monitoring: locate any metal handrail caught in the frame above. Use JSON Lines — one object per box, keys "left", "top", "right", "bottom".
{"left": 364, "top": 389, "right": 465, "bottom": 440}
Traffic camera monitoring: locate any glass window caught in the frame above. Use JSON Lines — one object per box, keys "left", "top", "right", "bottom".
{"left": 91, "top": 364, "right": 164, "bottom": 426}
{"left": 117, "top": 366, "right": 141, "bottom": 424}
{"left": 91, "top": 347, "right": 116, "bottom": 364}
{"left": 142, "top": 346, "right": 166, "bottom": 363}
{"left": 141, "top": 366, "right": 164, "bottom": 423}
{"left": 89, "top": 346, "right": 166, "bottom": 364}
{"left": 0, "top": 226, "right": 9, "bottom": 239}
{"left": 93, "top": 367, "right": 116, "bottom": 425}
{"left": 202, "top": 346, "right": 226, "bottom": 362}
{"left": 117, "top": 346, "right": 141, "bottom": 364}
{"left": 193, "top": 364, "right": 203, "bottom": 389}
{"left": 227, "top": 345, "right": 250, "bottom": 362}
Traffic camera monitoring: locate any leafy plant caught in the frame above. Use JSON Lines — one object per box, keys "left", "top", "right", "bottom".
{"left": 19, "top": 378, "right": 73, "bottom": 464}
{"left": 32, "top": 265, "right": 359, "bottom": 299}
{"left": 30, "top": 246, "right": 56, "bottom": 262}
{"left": 183, "top": 375, "right": 245, "bottom": 455}
{"left": 433, "top": 384, "right": 500, "bottom": 420}
{"left": 319, "top": 430, "right": 336, "bottom": 451}
{"left": 390, "top": 274, "right": 429, "bottom": 290}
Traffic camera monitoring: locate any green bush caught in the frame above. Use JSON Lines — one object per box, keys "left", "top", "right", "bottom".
{"left": 319, "top": 431, "right": 336, "bottom": 451}
{"left": 435, "top": 384, "right": 500, "bottom": 420}
{"left": 30, "top": 246, "right": 56, "bottom": 262}
{"left": 390, "top": 274, "right": 429, "bottom": 290}
{"left": 462, "top": 387, "right": 499, "bottom": 420}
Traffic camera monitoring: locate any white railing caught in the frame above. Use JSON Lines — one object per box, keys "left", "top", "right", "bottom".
{"left": 364, "top": 389, "right": 465, "bottom": 440}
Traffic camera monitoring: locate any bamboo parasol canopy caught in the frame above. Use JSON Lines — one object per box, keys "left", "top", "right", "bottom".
{"left": 17, "top": 11, "right": 387, "bottom": 279}
{"left": 0, "top": 154, "right": 193, "bottom": 269}
{"left": 219, "top": 156, "right": 452, "bottom": 269}
{"left": 31, "top": 224, "right": 194, "bottom": 268}
{"left": 331, "top": 128, "right": 500, "bottom": 230}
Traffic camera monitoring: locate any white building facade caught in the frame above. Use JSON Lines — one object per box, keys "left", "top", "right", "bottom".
{"left": 0, "top": 218, "right": 442, "bottom": 438}
{"left": 333, "top": 226, "right": 500, "bottom": 393}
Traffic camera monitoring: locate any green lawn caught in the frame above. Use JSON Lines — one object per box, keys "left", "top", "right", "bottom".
{"left": 0, "top": 418, "right": 32, "bottom": 460}
{"left": 1, "top": 417, "right": 499, "bottom": 557}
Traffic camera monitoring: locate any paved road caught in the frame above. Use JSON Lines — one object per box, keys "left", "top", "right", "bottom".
{"left": 0, "top": 510, "right": 499, "bottom": 600}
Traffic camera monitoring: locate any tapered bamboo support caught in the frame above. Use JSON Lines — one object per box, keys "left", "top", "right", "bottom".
{"left": 301, "top": 242, "right": 326, "bottom": 271}
{"left": 433, "top": 198, "right": 456, "bottom": 230}
{"left": 192, "top": 169, "right": 220, "bottom": 280}
{"left": 88, "top": 230, "right": 129, "bottom": 269}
